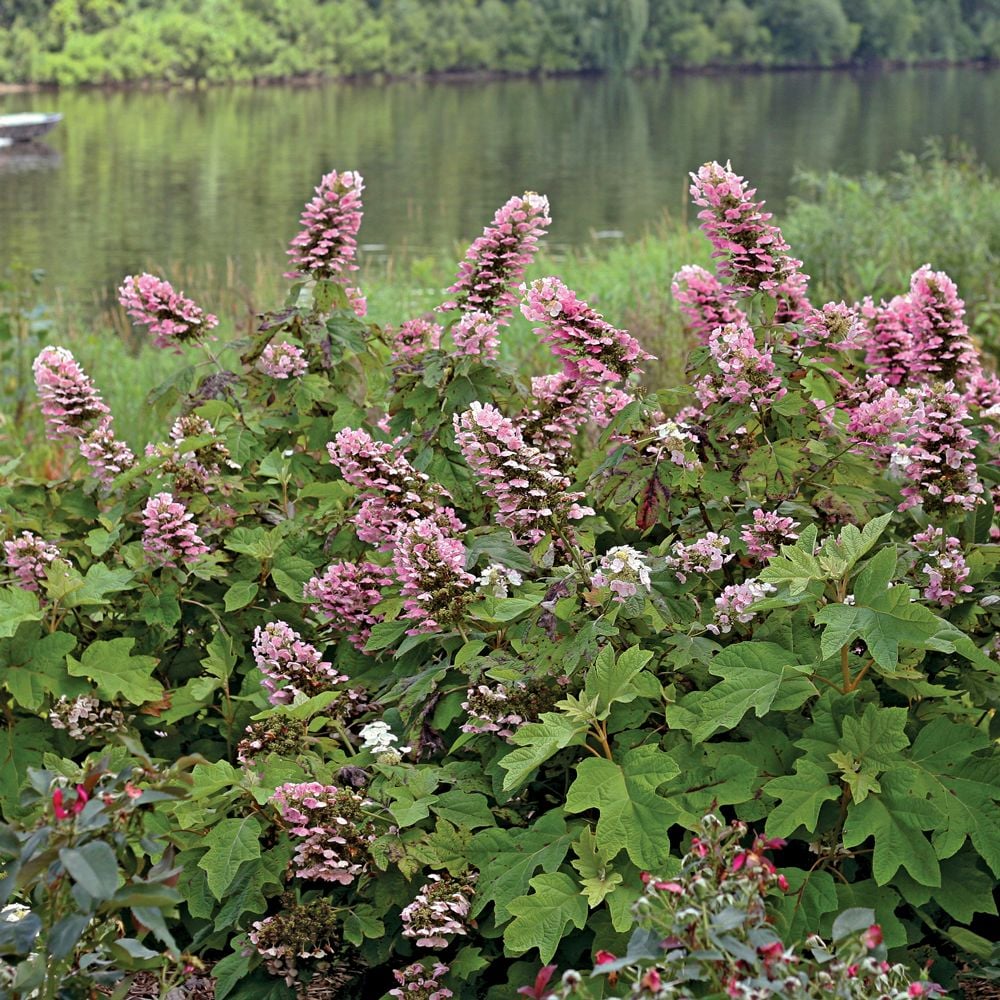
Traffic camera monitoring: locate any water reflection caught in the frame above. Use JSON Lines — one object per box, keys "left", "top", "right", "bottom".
{"left": 0, "top": 68, "right": 997, "bottom": 301}
{"left": 0, "top": 140, "right": 60, "bottom": 173}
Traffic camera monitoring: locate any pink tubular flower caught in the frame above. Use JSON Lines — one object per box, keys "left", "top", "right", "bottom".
{"left": 326, "top": 427, "right": 461, "bottom": 547}
{"left": 400, "top": 873, "right": 477, "bottom": 949}
{"left": 689, "top": 161, "right": 807, "bottom": 300}
{"left": 441, "top": 192, "right": 550, "bottom": 323}
{"left": 454, "top": 402, "right": 594, "bottom": 545}
{"left": 452, "top": 310, "right": 500, "bottom": 361}
{"left": 141, "top": 492, "right": 209, "bottom": 567}
{"left": 117, "top": 273, "right": 218, "bottom": 350}
{"left": 671, "top": 264, "right": 746, "bottom": 345}
{"left": 707, "top": 578, "right": 776, "bottom": 634}
{"left": 3, "top": 531, "right": 60, "bottom": 591}
{"left": 271, "top": 782, "right": 375, "bottom": 884}
{"left": 33, "top": 346, "right": 110, "bottom": 440}
{"left": 258, "top": 341, "right": 308, "bottom": 378}
{"left": 252, "top": 620, "right": 344, "bottom": 704}
{"left": 667, "top": 532, "right": 733, "bottom": 583}
{"left": 896, "top": 383, "right": 983, "bottom": 514}
{"left": 52, "top": 784, "right": 88, "bottom": 821}
{"left": 392, "top": 517, "right": 475, "bottom": 633}
{"left": 740, "top": 508, "right": 800, "bottom": 561}
{"left": 695, "top": 321, "right": 785, "bottom": 409}
{"left": 303, "top": 560, "right": 395, "bottom": 650}
{"left": 911, "top": 527, "right": 973, "bottom": 606}
{"left": 389, "top": 962, "right": 453, "bottom": 1000}
{"left": 520, "top": 276, "right": 654, "bottom": 385}
{"left": 391, "top": 317, "right": 443, "bottom": 361}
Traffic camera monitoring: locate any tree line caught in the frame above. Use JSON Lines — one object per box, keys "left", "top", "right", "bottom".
{"left": 2, "top": 0, "right": 998, "bottom": 86}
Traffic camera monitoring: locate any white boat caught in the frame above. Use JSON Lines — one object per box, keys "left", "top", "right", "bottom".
{"left": 0, "top": 112, "right": 63, "bottom": 142}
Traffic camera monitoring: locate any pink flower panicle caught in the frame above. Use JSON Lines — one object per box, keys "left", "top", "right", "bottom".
{"left": 454, "top": 402, "right": 594, "bottom": 545}
{"left": 252, "top": 620, "right": 345, "bottom": 705}
{"left": 327, "top": 427, "right": 461, "bottom": 547}
{"left": 708, "top": 578, "right": 777, "bottom": 634}
{"left": 896, "top": 383, "right": 984, "bottom": 514}
{"left": 520, "top": 276, "right": 654, "bottom": 385}
{"left": 864, "top": 266, "right": 980, "bottom": 388}
{"left": 258, "top": 341, "right": 308, "bottom": 379}
{"left": 303, "top": 560, "right": 395, "bottom": 650}
{"left": 389, "top": 962, "right": 453, "bottom": 1000}
{"left": 141, "top": 492, "right": 210, "bottom": 567}
{"left": 152, "top": 413, "right": 233, "bottom": 494}
{"left": 689, "top": 161, "right": 807, "bottom": 300}
{"left": 695, "top": 321, "right": 785, "bottom": 409}
{"left": 667, "top": 533, "right": 733, "bottom": 583}
{"left": 117, "top": 273, "right": 218, "bottom": 350}
{"left": 400, "top": 873, "right": 477, "bottom": 949}
{"left": 671, "top": 264, "right": 746, "bottom": 345}
{"left": 4, "top": 531, "right": 61, "bottom": 591}
{"left": 271, "top": 781, "right": 376, "bottom": 884}
{"left": 740, "top": 509, "right": 800, "bottom": 561}
{"left": 905, "top": 265, "right": 979, "bottom": 384}
{"left": 33, "top": 346, "right": 110, "bottom": 440}
{"left": 286, "top": 169, "right": 363, "bottom": 283}
{"left": 646, "top": 418, "right": 701, "bottom": 471}
{"left": 392, "top": 518, "right": 476, "bottom": 634}
{"left": 911, "top": 527, "right": 973, "bottom": 606}
{"left": 442, "top": 192, "right": 550, "bottom": 323}
{"left": 452, "top": 310, "right": 501, "bottom": 361}
{"left": 391, "top": 318, "right": 444, "bottom": 362}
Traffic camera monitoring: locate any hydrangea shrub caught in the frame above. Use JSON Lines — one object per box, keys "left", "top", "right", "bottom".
{"left": 0, "top": 161, "right": 998, "bottom": 998}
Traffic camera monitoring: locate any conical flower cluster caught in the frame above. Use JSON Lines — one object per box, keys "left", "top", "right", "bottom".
{"left": 117, "top": 273, "right": 218, "bottom": 349}
{"left": 141, "top": 492, "right": 210, "bottom": 567}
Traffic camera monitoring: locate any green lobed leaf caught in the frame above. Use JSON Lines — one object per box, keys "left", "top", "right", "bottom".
{"left": 503, "top": 872, "right": 589, "bottom": 964}
{"left": 198, "top": 817, "right": 262, "bottom": 900}
{"left": 583, "top": 644, "right": 653, "bottom": 720}
{"left": 764, "top": 759, "right": 841, "bottom": 839}
{"left": 500, "top": 713, "right": 590, "bottom": 792}
{"left": 1, "top": 628, "right": 78, "bottom": 712}
{"left": 66, "top": 637, "right": 163, "bottom": 705}
{"left": 564, "top": 744, "right": 680, "bottom": 869}
{"left": 0, "top": 588, "right": 42, "bottom": 639}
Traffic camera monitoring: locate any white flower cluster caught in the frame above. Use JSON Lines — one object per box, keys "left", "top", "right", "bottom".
{"left": 593, "top": 545, "right": 652, "bottom": 603}
{"left": 477, "top": 563, "right": 523, "bottom": 598}
{"left": 359, "top": 721, "right": 410, "bottom": 762}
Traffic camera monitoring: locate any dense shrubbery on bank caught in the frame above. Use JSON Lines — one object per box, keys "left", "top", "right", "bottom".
{"left": 1, "top": 157, "right": 999, "bottom": 997}
{"left": 1, "top": 0, "right": 999, "bottom": 86}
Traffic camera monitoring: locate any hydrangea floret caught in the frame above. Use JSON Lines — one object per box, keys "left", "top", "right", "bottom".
{"left": 520, "top": 276, "right": 654, "bottom": 385}
{"left": 389, "top": 961, "right": 453, "bottom": 1000}
{"left": 359, "top": 721, "right": 410, "bottom": 763}
{"left": 252, "top": 621, "right": 345, "bottom": 705}
{"left": 441, "top": 192, "right": 550, "bottom": 322}
{"left": 592, "top": 545, "right": 651, "bottom": 602}
{"left": 454, "top": 402, "right": 594, "bottom": 545}
{"left": 117, "top": 273, "right": 219, "bottom": 349}
{"left": 452, "top": 310, "right": 500, "bottom": 361}
{"left": 667, "top": 532, "right": 733, "bottom": 583}
{"left": 708, "top": 579, "right": 777, "bottom": 634}
{"left": 391, "top": 317, "right": 444, "bottom": 361}
{"left": 740, "top": 509, "right": 800, "bottom": 561}
{"left": 257, "top": 340, "right": 309, "bottom": 379}
{"left": 303, "top": 560, "right": 396, "bottom": 650}
{"left": 911, "top": 526, "right": 973, "bottom": 606}
{"left": 141, "top": 492, "right": 210, "bottom": 567}
{"left": 3, "top": 531, "right": 61, "bottom": 592}
{"left": 671, "top": 263, "right": 746, "bottom": 345}
{"left": 270, "top": 782, "right": 376, "bottom": 884}
{"left": 249, "top": 898, "right": 350, "bottom": 988}
{"left": 285, "top": 169, "right": 364, "bottom": 291}
{"left": 400, "top": 873, "right": 477, "bottom": 948}
{"left": 49, "top": 695, "right": 131, "bottom": 740}
{"left": 477, "top": 563, "right": 523, "bottom": 598}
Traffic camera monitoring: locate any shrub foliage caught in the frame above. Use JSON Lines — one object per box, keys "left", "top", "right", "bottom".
{"left": 0, "top": 159, "right": 998, "bottom": 998}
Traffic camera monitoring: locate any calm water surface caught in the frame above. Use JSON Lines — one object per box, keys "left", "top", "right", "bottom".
{"left": 1, "top": 68, "right": 998, "bottom": 302}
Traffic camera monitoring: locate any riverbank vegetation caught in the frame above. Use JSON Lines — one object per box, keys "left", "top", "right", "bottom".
{"left": 2, "top": 0, "right": 999, "bottom": 87}
{"left": 1, "top": 146, "right": 999, "bottom": 998}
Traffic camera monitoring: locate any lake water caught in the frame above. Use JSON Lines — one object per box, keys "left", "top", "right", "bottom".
{"left": 1, "top": 67, "right": 998, "bottom": 303}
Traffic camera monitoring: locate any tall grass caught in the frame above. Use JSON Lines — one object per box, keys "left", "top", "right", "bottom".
{"left": 4, "top": 147, "right": 998, "bottom": 479}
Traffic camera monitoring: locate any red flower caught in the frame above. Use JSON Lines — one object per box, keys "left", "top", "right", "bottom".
{"left": 52, "top": 785, "right": 88, "bottom": 820}
{"left": 640, "top": 969, "right": 662, "bottom": 992}
{"left": 517, "top": 965, "right": 557, "bottom": 999}
{"left": 861, "top": 924, "right": 883, "bottom": 949}
{"left": 594, "top": 950, "right": 617, "bottom": 966}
